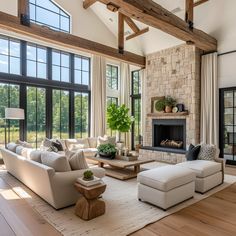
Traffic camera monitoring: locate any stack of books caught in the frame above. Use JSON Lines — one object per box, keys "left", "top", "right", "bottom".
{"left": 77, "top": 176, "right": 102, "bottom": 187}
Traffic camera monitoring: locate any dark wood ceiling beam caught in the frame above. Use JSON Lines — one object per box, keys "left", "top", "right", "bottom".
{"left": 185, "top": 0, "right": 194, "bottom": 29}
{"left": 126, "top": 27, "right": 149, "bottom": 40}
{"left": 118, "top": 12, "right": 125, "bottom": 54}
{"left": 98, "top": 0, "right": 217, "bottom": 52}
{"left": 83, "top": 0, "right": 97, "bottom": 9}
{"left": 124, "top": 16, "right": 139, "bottom": 33}
{"left": 194, "top": 0, "right": 209, "bottom": 7}
{"left": 0, "top": 11, "right": 145, "bottom": 67}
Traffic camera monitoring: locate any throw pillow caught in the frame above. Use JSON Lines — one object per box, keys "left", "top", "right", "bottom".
{"left": 87, "top": 137, "right": 98, "bottom": 148}
{"left": 186, "top": 144, "right": 201, "bottom": 161}
{"left": 197, "top": 143, "right": 217, "bottom": 161}
{"left": 66, "top": 139, "right": 90, "bottom": 151}
{"left": 97, "top": 136, "right": 116, "bottom": 146}
{"left": 16, "top": 140, "right": 33, "bottom": 148}
{"left": 42, "top": 138, "right": 63, "bottom": 151}
{"left": 41, "top": 151, "right": 71, "bottom": 172}
{"left": 15, "top": 146, "right": 34, "bottom": 158}
{"left": 65, "top": 150, "right": 89, "bottom": 170}
{"left": 7, "top": 143, "right": 19, "bottom": 153}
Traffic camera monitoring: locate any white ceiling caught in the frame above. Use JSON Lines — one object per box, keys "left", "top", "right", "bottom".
{"left": 90, "top": 0, "right": 236, "bottom": 56}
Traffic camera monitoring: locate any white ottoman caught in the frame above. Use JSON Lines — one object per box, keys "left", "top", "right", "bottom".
{"left": 177, "top": 160, "right": 223, "bottom": 193}
{"left": 137, "top": 166, "right": 196, "bottom": 210}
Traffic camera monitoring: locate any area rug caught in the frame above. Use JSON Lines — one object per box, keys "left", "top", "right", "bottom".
{"left": 0, "top": 164, "right": 236, "bottom": 236}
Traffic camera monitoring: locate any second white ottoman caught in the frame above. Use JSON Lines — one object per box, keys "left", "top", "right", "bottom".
{"left": 137, "top": 165, "right": 196, "bottom": 210}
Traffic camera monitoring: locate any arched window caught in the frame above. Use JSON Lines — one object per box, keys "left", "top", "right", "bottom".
{"left": 29, "top": 0, "right": 70, "bottom": 33}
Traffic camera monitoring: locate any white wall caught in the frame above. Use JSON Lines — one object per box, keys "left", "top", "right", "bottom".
{"left": 0, "top": 0, "right": 117, "bottom": 48}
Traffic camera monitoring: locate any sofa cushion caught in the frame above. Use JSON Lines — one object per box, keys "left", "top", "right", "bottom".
{"left": 88, "top": 137, "right": 98, "bottom": 148}
{"left": 197, "top": 144, "right": 218, "bottom": 161}
{"left": 177, "top": 160, "right": 222, "bottom": 178}
{"left": 83, "top": 148, "right": 98, "bottom": 158}
{"left": 15, "top": 146, "right": 34, "bottom": 158}
{"left": 65, "top": 150, "right": 89, "bottom": 170}
{"left": 186, "top": 144, "right": 201, "bottom": 161}
{"left": 7, "top": 143, "right": 20, "bottom": 153}
{"left": 29, "top": 150, "right": 43, "bottom": 163}
{"left": 41, "top": 151, "right": 71, "bottom": 172}
{"left": 137, "top": 166, "right": 196, "bottom": 192}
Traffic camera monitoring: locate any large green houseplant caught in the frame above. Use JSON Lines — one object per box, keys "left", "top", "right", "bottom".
{"left": 107, "top": 104, "right": 133, "bottom": 147}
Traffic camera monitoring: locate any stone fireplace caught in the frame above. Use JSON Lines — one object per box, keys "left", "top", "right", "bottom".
{"left": 139, "top": 44, "right": 201, "bottom": 164}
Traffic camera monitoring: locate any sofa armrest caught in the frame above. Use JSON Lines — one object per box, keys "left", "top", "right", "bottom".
{"left": 215, "top": 157, "right": 225, "bottom": 182}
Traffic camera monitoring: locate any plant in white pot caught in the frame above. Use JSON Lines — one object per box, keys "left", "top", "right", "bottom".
{"left": 107, "top": 104, "right": 133, "bottom": 149}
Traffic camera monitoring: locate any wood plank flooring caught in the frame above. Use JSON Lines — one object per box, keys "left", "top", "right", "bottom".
{"left": 0, "top": 165, "right": 235, "bottom": 236}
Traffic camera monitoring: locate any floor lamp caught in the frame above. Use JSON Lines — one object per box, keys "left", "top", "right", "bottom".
{"left": 5, "top": 108, "right": 25, "bottom": 148}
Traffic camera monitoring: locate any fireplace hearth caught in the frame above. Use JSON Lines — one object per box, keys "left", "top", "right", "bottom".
{"left": 152, "top": 119, "right": 186, "bottom": 152}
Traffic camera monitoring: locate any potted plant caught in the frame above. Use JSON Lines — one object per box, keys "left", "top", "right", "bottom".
{"left": 97, "top": 143, "right": 117, "bottom": 159}
{"left": 164, "top": 96, "right": 176, "bottom": 113}
{"left": 155, "top": 99, "right": 165, "bottom": 112}
{"left": 83, "top": 170, "right": 94, "bottom": 181}
{"left": 107, "top": 104, "right": 134, "bottom": 148}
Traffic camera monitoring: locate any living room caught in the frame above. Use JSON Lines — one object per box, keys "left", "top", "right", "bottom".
{"left": 0, "top": 0, "right": 236, "bottom": 235}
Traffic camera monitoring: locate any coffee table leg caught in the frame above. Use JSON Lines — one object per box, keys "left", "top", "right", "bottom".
{"left": 134, "top": 165, "right": 140, "bottom": 173}
{"left": 98, "top": 162, "right": 104, "bottom": 168}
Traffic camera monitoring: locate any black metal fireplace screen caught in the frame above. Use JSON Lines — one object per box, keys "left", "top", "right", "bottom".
{"left": 152, "top": 119, "right": 186, "bottom": 150}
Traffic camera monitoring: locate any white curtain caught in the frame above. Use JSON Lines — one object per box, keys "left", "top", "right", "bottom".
{"left": 120, "top": 62, "right": 131, "bottom": 148}
{"left": 91, "top": 55, "right": 106, "bottom": 137}
{"left": 140, "top": 69, "right": 146, "bottom": 146}
{"left": 200, "top": 52, "right": 218, "bottom": 146}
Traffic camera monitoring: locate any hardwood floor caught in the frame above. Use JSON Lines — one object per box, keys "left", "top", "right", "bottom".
{"left": 0, "top": 166, "right": 235, "bottom": 236}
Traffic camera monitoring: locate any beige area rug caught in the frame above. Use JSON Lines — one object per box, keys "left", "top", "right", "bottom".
{"left": 0, "top": 163, "right": 236, "bottom": 236}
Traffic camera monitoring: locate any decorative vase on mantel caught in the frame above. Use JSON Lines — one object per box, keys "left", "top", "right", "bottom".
{"left": 165, "top": 106, "right": 172, "bottom": 113}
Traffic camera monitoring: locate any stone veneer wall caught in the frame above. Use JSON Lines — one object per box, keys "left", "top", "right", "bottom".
{"left": 140, "top": 44, "right": 201, "bottom": 164}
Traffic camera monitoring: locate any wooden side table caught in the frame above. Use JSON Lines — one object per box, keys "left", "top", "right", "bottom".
{"left": 74, "top": 182, "right": 106, "bottom": 221}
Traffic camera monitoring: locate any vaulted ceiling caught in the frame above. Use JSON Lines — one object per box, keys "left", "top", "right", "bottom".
{"left": 90, "top": 0, "right": 236, "bottom": 55}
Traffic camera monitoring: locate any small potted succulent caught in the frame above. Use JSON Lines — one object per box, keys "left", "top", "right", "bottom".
{"left": 164, "top": 96, "right": 176, "bottom": 113}
{"left": 83, "top": 170, "right": 94, "bottom": 181}
{"left": 97, "top": 143, "right": 117, "bottom": 159}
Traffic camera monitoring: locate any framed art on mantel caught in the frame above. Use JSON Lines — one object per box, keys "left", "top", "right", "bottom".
{"left": 151, "top": 96, "right": 165, "bottom": 113}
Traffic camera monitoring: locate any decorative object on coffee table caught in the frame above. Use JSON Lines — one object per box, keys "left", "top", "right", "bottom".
{"left": 74, "top": 182, "right": 106, "bottom": 221}
{"left": 97, "top": 143, "right": 117, "bottom": 159}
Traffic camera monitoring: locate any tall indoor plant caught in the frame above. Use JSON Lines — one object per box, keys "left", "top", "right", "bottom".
{"left": 107, "top": 104, "right": 133, "bottom": 148}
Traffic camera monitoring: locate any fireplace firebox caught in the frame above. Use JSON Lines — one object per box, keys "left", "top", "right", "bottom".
{"left": 152, "top": 119, "right": 186, "bottom": 152}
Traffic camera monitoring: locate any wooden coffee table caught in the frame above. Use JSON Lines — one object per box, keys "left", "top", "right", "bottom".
{"left": 86, "top": 156, "right": 154, "bottom": 180}
{"left": 74, "top": 182, "right": 106, "bottom": 221}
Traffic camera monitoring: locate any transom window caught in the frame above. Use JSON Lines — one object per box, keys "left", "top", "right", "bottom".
{"left": 106, "top": 64, "right": 118, "bottom": 90}
{"left": 107, "top": 97, "right": 118, "bottom": 107}
{"left": 27, "top": 43, "right": 47, "bottom": 79}
{"left": 74, "top": 56, "right": 90, "bottom": 85}
{"left": 0, "top": 36, "right": 21, "bottom": 75}
{"left": 29, "top": 0, "right": 70, "bottom": 33}
{"left": 132, "top": 70, "right": 141, "bottom": 95}
{"left": 52, "top": 50, "right": 70, "bottom": 83}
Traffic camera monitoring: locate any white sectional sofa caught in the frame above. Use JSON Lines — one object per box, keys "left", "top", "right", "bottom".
{"left": 0, "top": 147, "right": 105, "bottom": 209}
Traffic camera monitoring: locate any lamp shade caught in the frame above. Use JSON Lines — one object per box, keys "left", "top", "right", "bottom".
{"left": 5, "top": 108, "right": 25, "bottom": 120}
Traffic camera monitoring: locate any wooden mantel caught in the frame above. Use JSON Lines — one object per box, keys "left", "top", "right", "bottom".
{"left": 98, "top": 0, "right": 217, "bottom": 52}
{"left": 0, "top": 11, "right": 145, "bottom": 67}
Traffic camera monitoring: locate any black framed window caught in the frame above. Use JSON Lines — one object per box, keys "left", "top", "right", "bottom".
{"left": 75, "top": 92, "right": 89, "bottom": 138}
{"left": 52, "top": 89, "right": 69, "bottom": 139}
{"left": 0, "top": 36, "right": 21, "bottom": 75}
{"left": 52, "top": 50, "right": 70, "bottom": 82}
{"left": 0, "top": 83, "right": 20, "bottom": 148}
{"left": 0, "top": 34, "right": 91, "bottom": 150}
{"left": 29, "top": 0, "right": 70, "bottom": 33}
{"left": 106, "top": 64, "right": 118, "bottom": 90}
{"left": 220, "top": 88, "right": 236, "bottom": 165}
{"left": 26, "top": 86, "right": 46, "bottom": 148}
{"left": 27, "top": 43, "right": 47, "bottom": 79}
{"left": 74, "top": 56, "right": 90, "bottom": 85}
{"left": 131, "top": 71, "right": 141, "bottom": 150}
